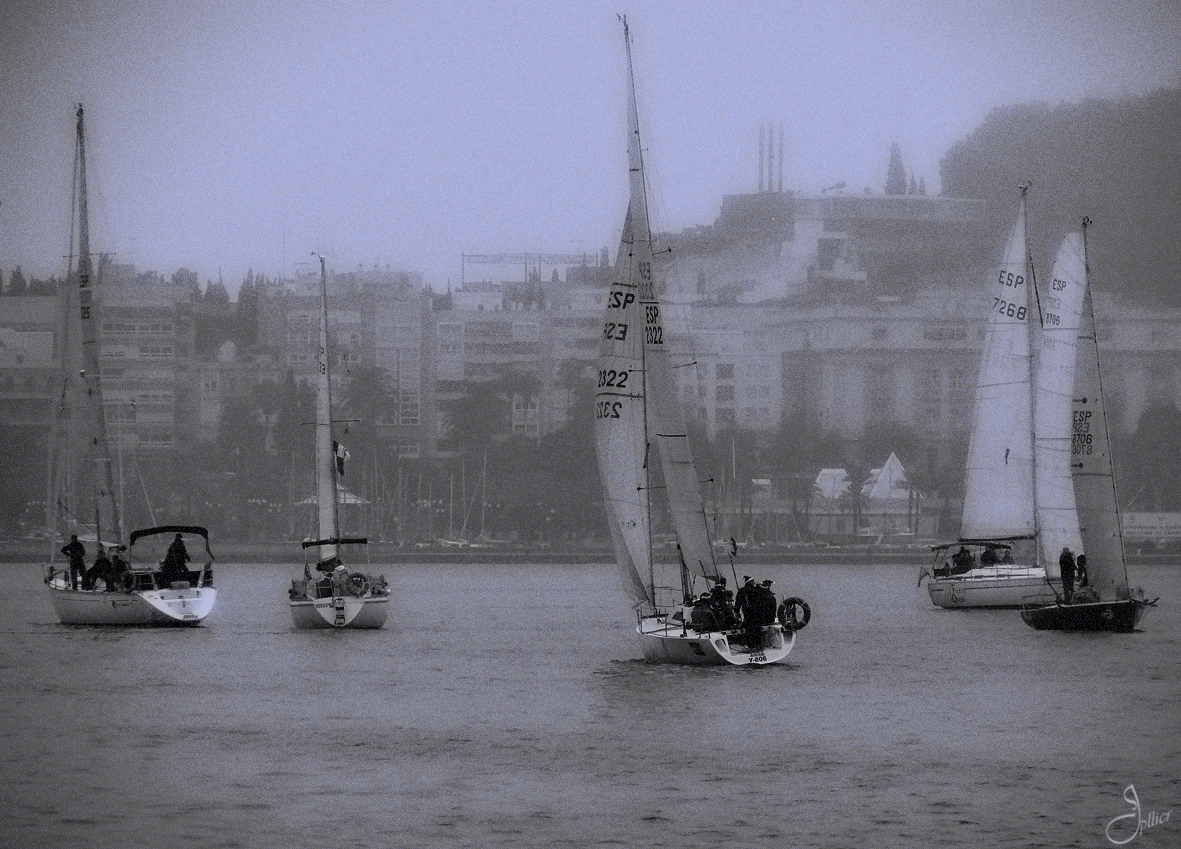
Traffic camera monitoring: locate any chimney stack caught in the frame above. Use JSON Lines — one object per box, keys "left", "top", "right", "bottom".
{"left": 778, "top": 123, "right": 784, "bottom": 192}
{"left": 759, "top": 124, "right": 765, "bottom": 193}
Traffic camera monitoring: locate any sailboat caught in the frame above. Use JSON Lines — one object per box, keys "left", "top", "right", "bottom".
{"left": 44, "top": 105, "right": 217, "bottom": 626}
{"left": 1022, "top": 221, "right": 1157, "bottom": 632}
{"left": 922, "top": 186, "right": 1064, "bottom": 609}
{"left": 593, "top": 18, "right": 808, "bottom": 666}
{"left": 288, "top": 255, "right": 390, "bottom": 629}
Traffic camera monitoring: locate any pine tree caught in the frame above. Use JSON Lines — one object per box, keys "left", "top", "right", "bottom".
{"left": 885, "top": 143, "right": 907, "bottom": 195}
{"left": 7, "top": 266, "right": 27, "bottom": 296}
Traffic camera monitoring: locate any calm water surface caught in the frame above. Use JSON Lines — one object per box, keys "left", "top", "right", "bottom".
{"left": 1, "top": 559, "right": 1177, "bottom": 848}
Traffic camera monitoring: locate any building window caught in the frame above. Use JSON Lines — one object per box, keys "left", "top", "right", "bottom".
{"left": 399, "top": 389, "right": 419, "bottom": 426}
{"left": 137, "top": 345, "right": 174, "bottom": 358}
{"left": 716, "top": 385, "right": 735, "bottom": 402}
{"left": 717, "top": 407, "right": 735, "bottom": 425}
{"left": 716, "top": 363, "right": 734, "bottom": 380}
{"left": 924, "top": 325, "right": 967, "bottom": 341}
{"left": 872, "top": 326, "right": 888, "bottom": 341}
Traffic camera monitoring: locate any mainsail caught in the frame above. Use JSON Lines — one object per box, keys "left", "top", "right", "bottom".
{"left": 1033, "top": 231, "right": 1087, "bottom": 573}
{"left": 960, "top": 189, "right": 1035, "bottom": 540}
{"left": 1071, "top": 224, "right": 1129, "bottom": 601}
{"left": 595, "top": 19, "right": 718, "bottom": 610}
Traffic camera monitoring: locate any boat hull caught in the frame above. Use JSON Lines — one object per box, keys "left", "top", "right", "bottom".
{"left": 289, "top": 595, "right": 388, "bottom": 629}
{"left": 1020, "top": 598, "right": 1153, "bottom": 633}
{"left": 637, "top": 617, "right": 795, "bottom": 666}
{"left": 48, "top": 580, "right": 216, "bottom": 626}
{"left": 926, "top": 568, "right": 1057, "bottom": 609}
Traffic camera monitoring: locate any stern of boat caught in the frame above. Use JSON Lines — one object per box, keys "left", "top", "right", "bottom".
{"left": 637, "top": 616, "right": 794, "bottom": 666}
{"left": 289, "top": 593, "right": 389, "bottom": 629}
{"left": 1021, "top": 595, "right": 1156, "bottom": 633}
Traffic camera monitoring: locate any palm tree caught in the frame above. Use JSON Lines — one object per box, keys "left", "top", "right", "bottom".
{"left": 337, "top": 365, "right": 397, "bottom": 536}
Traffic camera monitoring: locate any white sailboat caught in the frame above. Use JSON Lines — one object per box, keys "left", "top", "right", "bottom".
{"left": 288, "top": 255, "right": 389, "bottom": 629}
{"left": 1022, "top": 221, "right": 1157, "bottom": 631}
{"left": 45, "top": 105, "right": 217, "bottom": 626}
{"left": 923, "top": 186, "right": 1064, "bottom": 609}
{"left": 594, "top": 19, "right": 808, "bottom": 665}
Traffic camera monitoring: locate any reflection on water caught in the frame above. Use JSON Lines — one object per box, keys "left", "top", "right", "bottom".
{"left": 1, "top": 559, "right": 1177, "bottom": 847}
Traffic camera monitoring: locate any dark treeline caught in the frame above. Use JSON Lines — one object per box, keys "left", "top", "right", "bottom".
{"left": 941, "top": 87, "right": 1181, "bottom": 304}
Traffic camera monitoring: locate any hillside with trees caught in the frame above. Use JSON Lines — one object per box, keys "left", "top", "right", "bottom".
{"left": 940, "top": 87, "right": 1181, "bottom": 304}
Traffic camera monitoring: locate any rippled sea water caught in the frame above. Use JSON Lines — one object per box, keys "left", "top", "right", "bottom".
{"left": 1, "top": 558, "right": 1178, "bottom": 848}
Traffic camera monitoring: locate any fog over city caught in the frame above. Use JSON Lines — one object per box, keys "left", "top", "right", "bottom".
{"left": 2, "top": 0, "right": 1178, "bottom": 292}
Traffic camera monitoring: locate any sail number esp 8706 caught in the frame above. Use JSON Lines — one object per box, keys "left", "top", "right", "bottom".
{"left": 1043, "top": 277, "right": 1069, "bottom": 326}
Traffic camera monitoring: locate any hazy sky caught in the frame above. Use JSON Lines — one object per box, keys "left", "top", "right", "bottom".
{"left": 2, "top": 0, "right": 1178, "bottom": 292}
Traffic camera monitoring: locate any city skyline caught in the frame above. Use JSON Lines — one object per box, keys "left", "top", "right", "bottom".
{"left": 2, "top": 0, "right": 1178, "bottom": 294}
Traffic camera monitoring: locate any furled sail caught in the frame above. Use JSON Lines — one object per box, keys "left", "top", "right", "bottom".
{"left": 314, "top": 255, "right": 340, "bottom": 562}
{"left": 57, "top": 105, "right": 121, "bottom": 548}
{"left": 1034, "top": 232, "right": 1086, "bottom": 575}
{"left": 960, "top": 190, "right": 1036, "bottom": 540}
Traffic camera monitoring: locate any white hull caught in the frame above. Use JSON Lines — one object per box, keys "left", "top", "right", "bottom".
{"left": 926, "top": 567, "right": 1057, "bottom": 609}
{"left": 289, "top": 595, "right": 388, "bottom": 629}
{"left": 637, "top": 616, "right": 795, "bottom": 666}
{"left": 47, "top": 578, "right": 216, "bottom": 626}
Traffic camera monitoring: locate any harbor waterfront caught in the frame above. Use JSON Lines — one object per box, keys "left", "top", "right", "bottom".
{"left": 2, "top": 557, "right": 1177, "bottom": 848}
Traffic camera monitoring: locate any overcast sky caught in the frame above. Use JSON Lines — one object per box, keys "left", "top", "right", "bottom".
{"left": 2, "top": 0, "right": 1178, "bottom": 292}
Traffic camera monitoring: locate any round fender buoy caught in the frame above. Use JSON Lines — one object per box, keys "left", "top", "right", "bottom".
{"left": 777, "top": 597, "right": 811, "bottom": 631}
{"left": 349, "top": 573, "right": 371, "bottom": 597}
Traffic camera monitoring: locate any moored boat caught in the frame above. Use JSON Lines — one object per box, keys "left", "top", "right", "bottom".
{"left": 287, "top": 255, "right": 389, "bottom": 628}
{"left": 43, "top": 106, "right": 217, "bottom": 626}
{"left": 49, "top": 526, "right": 217, "bottom": 626}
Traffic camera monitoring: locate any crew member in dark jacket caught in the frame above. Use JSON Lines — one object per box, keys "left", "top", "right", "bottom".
{"left": 1059, "top": 546, "right": 1076, "bottom": 604}
{"left": 161, "top": 534, "right": 190, "bottom": 583}
{"left": 61, "top": 534, "right": 86, "bottom": 590}
{"left": 708, "top": 576, "right": 736, "bottom": 628}
{"left": 84, "top": 549, "right": 112, "bottom": 591}
{"left": 735, "top": 576, "right": 756, "bottom": 623}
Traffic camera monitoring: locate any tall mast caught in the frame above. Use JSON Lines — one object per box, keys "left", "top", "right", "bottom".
{"left": 1022, "top": 184, "right": 1039, "bottom": 559}
{"left": 75, "top": 104, "right": 121, "bottom": 544}
{"left": 315, "top": 254, "right": 339, "bottom": 560}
